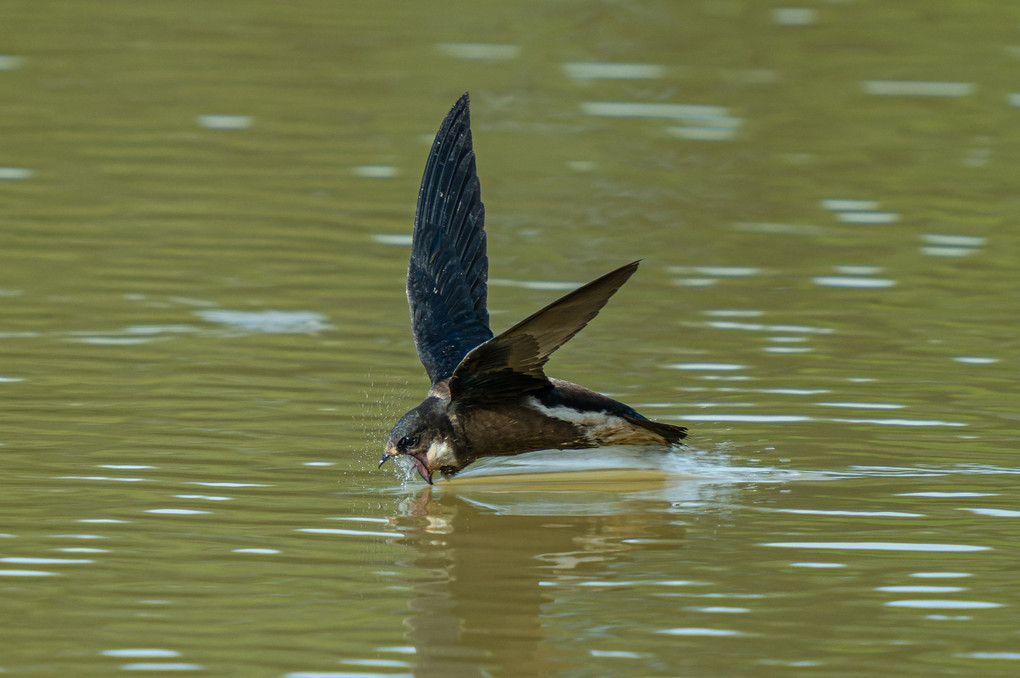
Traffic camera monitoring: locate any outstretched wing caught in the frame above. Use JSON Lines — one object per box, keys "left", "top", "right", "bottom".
{"left": 407, "top": 93, "right": 493, "bottom": 385}
{"left": 449, "top": 261, "right": 640, "bottom": 405}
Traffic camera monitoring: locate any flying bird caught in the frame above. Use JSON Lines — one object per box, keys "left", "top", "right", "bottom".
{"left": 380, "top": 93, "right": 687, "bottom": 484}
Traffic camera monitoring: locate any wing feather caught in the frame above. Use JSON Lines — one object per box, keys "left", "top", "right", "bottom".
{"left": 449, "top": 261, "right": 640, "bottom": 404}
{"left": 407, "top": 93, "right": 493, "bottom": 384}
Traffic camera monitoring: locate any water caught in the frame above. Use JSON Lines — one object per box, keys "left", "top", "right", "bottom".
{"left": 2, "top": 1, "right": 1018, "bottom": 676}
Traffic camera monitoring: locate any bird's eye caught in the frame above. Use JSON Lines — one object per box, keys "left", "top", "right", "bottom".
{"left": 399, "top": 435, "right": 419, "bottom": 450}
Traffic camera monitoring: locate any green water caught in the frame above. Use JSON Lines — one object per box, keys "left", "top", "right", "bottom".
{"left": 1, "top": 1, "right": 1018, "bottom": 676}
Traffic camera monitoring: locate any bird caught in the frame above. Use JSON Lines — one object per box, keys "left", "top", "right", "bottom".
{"left": 379, "top": 93, "right": 687, "bottom": 484}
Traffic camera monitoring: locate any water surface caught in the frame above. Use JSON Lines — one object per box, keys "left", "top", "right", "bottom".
{"left": 1, "top": 1, "right": 1018, "bottom": 676}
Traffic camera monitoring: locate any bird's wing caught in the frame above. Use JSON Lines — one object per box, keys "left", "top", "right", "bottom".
{"left": 407, "top": 93, "right": 493, "bottom": 385}
{"left": 449, "top": 261, "right": 640, "bottom": 405}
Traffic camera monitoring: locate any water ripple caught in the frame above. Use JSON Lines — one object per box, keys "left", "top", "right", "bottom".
{"left": 789, "top": 562, "right": 846, "bottom": 568}
{"left": 772, "top": 509, "right": 922, "bottom": 518}
{"left": 103, "top": 649, "right": 182, "bottom": 658}
{"left": 763, "top": 542, "right": 990, "bottom": 552}
{"left": 436, "top": 42, "right": 519, "bottom": 60}
{"left": 667, "top": 363, "right": 745, "bottom": 371}
{"left": 353, "top": 165, "right": 398, "bottom": 179}
{"left": 371, "top": 233, "right": 413, "bottom": 246}
{"left": 582, "top": 101, "right": 728, "bottom": 119}
{"left": 813, "top": 276, "right": 897, "bottom": 288}
{"left": 297, "top": 528, "right": 402, "bottom": 538}
{"left": 197, "top": 114, "right": 252, "bottom": 130}
{"left": 703, "top": 320, "right": 834, "bottom": 334}
{"left": 656, "top": 627, "right": 748, "bottom": 636}
{"left": 1, "top": 557, "right": 93, "bottom": 564}
{"left": 863, "top": 81, "right": 974, "bottom": 97}
{"left": 899, "top": 492, "right": 994, "bottom": 497}
{"left": 0, "top": 569, "right": 60, "bottom": 576}
{"left": 959, "top": 508, "right": 1020, "bottom": 517}
{"left": 885, "top": 600, "right": 1001, "bottom": 609}
{"left": 196, "top": 309, "right": 330, "bottom": 334}
{"left": 834, "top": 212, "right": 899, "bottom": 225}
{"left": 877, "top": 586, "right": 966, "bottom": 593}
{"left": 677, "top": 413, "right": 965, "bottom": 427}
{"left": 563, "top": 62, "right": 664, "bottom": 80}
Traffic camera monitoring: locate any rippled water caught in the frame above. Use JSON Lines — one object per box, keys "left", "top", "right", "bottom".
{"left": 2, "top": 1, "right": 1018, "bottom": 676}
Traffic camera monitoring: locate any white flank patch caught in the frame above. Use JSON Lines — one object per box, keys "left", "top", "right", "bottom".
{"left": 524, "top": 397, "right": 659, "bottom": 444}
{"left": 527, "top": 397, "right": 617, "bottom": 428}
{"left": 426, "top": 439, "right": 456, "bottom": 467}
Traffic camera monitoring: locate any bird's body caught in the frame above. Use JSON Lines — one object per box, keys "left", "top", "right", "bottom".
{"left": 399, "top": 377, "right": 685, "bottom": 481}
{"left": 381, "top": 94, "right": 686, "bottom": 483}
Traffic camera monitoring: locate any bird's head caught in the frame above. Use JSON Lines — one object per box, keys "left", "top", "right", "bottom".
{"left": 379, "top": 398, "right": 457, "bottom": 484}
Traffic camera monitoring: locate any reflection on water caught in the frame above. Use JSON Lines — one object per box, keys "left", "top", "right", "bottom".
{"left": 392, "top": 487, "right": 691, "bottom": 676}
{"left": 383, "top": 458, "right": 1020, "bottom": 676}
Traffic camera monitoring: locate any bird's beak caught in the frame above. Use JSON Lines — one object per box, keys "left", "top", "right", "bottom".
{"left": 379, "top": 444, "right": 433, "bottom": 485}
{"left": 378, "top": 445, "right": 396, "bottom": 469}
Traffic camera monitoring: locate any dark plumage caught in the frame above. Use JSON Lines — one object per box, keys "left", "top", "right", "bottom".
{"left": 380, "top": 93, "right": 686, "bottom": 484}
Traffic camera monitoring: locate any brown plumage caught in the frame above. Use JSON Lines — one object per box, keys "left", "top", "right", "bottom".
{"left": 380, "top": 94, "right": 686, "bottom": 483}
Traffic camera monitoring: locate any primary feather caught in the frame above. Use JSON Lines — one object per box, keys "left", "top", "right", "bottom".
{"left": 407, "top": 93, "right": 492, "bottom": 384}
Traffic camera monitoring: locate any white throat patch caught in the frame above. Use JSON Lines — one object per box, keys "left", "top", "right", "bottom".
{"left": 426, "top": 439, "right": 456, "bottom": 468}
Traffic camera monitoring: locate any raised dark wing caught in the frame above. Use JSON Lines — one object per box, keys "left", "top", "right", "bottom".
{"left": 449, "top": 261, "right": 640, "bottom": 405}
{"left": 407, "top": 93, "right": 493, "bottom": 385}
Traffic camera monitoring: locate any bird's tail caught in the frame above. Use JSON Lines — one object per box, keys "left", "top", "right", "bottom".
{"left": 624, "top": 416, "right": 688, "bottom": 445}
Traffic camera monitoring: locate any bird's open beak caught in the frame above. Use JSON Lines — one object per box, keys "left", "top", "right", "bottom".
{"left": 379, "top": 445, "right": 433, "bottom": 485}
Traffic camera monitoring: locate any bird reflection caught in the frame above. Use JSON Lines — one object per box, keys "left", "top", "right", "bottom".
{"left": 388, "top": 486, "right": 688, "bottom": 676}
